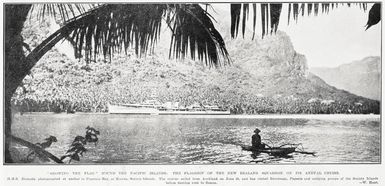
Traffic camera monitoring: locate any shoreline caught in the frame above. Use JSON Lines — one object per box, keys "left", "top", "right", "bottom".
{"left": 15, "top": 112, "right": 381, "bottom": 120}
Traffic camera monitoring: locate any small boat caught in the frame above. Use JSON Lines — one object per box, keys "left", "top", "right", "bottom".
{"left": 241, "top": 145, "right": 297, "bottom": 156}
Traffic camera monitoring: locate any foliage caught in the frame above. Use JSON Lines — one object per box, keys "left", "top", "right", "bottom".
{"left": 24, "top": 3, "right": 380, "bottom": 69}
{"left": 12, "top": 18, "right": 380, "bottom": 115}
{"left": 4, "top": 3, "right": 381, "bottom": 164}
{"left": 27, "top": 4, "right": 230, "bottom": 67}
{"left": 59, "top": 126, "right": 99, "bottom": 163}
{"left": 230, "top": 3, "right": 379, "bottom": 39}
{"left": 11, "top": 48, "right": 380, "bottom": 114}
{"left": 18, "top": 127, "right": 99, "bottom": 164}
{"left": 9, "top": 3, "right": 382, "bottom": 114}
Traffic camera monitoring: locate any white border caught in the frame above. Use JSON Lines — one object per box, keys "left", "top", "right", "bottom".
{"left": 0, "top": 1, "right": 383, "bottom": 186}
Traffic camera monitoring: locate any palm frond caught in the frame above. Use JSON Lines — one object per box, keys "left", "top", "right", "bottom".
{"left": 242, "top": 4, "right": 249, "bottom": 38}
{"left": 230, "top": 4, "right": 241, "bottom": 38}
{"left": 307, "top": 3, "right": 313, "bottom": 16}
{"left": 366, "top": 3, "right": 381, "bottom": 30}
{"left": 67, "top": 4, "right": 166, "bottom": 61}
{"left": 293, "top": 3, "right": 299, "bottom": 22}
{"left": 314, "top": 3, "right": 319, "bottom": 16}
{"left": 27, "top": 4, "right": 229, "bottom": 67}
{"left": 231, "top": 3, "right": 380, "bottom": 39}
{"left": 169, "top": 4, "right": 230, "bottom": 67}
{"left": 30, "top": 4, "right": 96, "bottom": 23}
{"left": 261, "top": 4, "right": 268, "bottom": 38}
{"left": 270, "top": 4, "right": 282, "bottom": 34}
{"left": 252, "top": 4, "right": 257, "bottom": 40}
{"left": 300, "top": 4, "right": 305, "bottom": 17}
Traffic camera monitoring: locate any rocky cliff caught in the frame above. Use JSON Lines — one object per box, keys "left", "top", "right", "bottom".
{"left": 14, "top": 15, "right": 379, "bottom": 114}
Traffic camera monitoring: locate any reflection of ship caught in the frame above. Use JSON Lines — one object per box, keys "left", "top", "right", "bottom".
{"left": 108, "top": 100, "right": 230, "bottom": 115}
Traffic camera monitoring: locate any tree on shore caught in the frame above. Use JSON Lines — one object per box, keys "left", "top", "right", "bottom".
{"left": 4, "top": 3, "right": 380, "bottom": 163}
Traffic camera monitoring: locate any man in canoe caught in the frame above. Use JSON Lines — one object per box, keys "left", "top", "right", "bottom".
{"left": 251, "top": 128, "right": 266, "bottom": 149}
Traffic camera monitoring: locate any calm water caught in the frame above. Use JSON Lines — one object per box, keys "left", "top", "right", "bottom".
{"left": 11, "top": 114, "right": 380, "bottom": 164}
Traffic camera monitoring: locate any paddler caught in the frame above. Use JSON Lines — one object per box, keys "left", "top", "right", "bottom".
{"left": 251, "top": 128, "right": 265, "bottom": 149}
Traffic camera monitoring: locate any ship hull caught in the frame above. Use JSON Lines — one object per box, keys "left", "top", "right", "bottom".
{"left": 108, "top": 104, "right": 230, "bottom": 115}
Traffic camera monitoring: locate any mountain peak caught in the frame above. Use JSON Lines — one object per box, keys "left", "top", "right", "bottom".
{"left": 227, "top": 30, "right": 308, "bottom": 79}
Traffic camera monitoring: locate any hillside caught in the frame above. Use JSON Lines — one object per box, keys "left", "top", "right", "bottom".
{"left": 310, "top": 56, "right": 381, "bottom": 100}
{"left": 12, "top": 15, "right": 380, "bottom": 114}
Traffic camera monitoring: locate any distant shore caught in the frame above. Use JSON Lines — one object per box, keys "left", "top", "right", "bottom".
{"left": 14, "top": 112, "right": 380, "bottom": 120}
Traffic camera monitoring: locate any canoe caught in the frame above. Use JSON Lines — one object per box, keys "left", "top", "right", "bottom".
{"left": 241, "top": 145, "right": 296, "bottom": 156}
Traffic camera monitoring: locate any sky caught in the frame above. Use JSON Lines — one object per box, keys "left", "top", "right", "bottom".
{"left": 53, "top": 3, "right": 381, "bottom": 68}
{"left": 279, "top": 4, "right": 381, "bottom": 68}
{"left": 211, "top": 4, "right": 381, "bottom": 68}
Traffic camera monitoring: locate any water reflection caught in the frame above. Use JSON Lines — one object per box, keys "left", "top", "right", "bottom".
{"left": 11, "top": 114, "right": 380, "bottom": 164}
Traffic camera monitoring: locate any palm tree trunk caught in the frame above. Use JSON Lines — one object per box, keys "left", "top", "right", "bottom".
{"left": 4, "top": 92, "right": 13, "bottom": 163}
{"left": 4, "top": 4, "right": 75, "bottom": 163}
{"left": 4, "top": 4, "right": 32, "bottom": 163}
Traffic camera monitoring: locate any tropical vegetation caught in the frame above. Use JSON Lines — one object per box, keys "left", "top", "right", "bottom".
{"left": 4, "top": 3, "right": 381, "bottom": 163}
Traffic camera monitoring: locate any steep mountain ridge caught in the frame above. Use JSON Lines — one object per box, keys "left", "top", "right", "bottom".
{"left": 13, "top": 15, "right": 380, "bottom": 114}
{"left": 310, "top": 56, "right": 381, "bottom": 100}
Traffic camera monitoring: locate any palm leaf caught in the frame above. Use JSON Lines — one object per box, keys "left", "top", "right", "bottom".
{"left": 288, "top": 3, "right": 291, "bottom": 25}
{"left": 314, "top": 3, "right": 319, "bottom": 16}
{"left": 77, "top": 4, "right": 165, "bottom": 60}
{"left": 300, "top": 4, "right": 305, "bottom": 17}
{"left": 230, "top": 3, "right": 380, "bottom": 39}
{"left": 307, "top": 3, "right": 313, "bottom": 16}
{"left": 30, "top": 4, "right": 96, "bottom": 22}
{"left": 169, "top": 4, "right": 230, "bottom": 67}
{"left": 261, "top": 4, "right": 268, "bottom": 38}
{"left": 252, "top": 4, "right": 257, "bottom": 40}
{"left": 366, "top": 3, "right": 381, "bottom": 30}
{"left": 242, "top": 4, "right": 249, "bottom": 38}
{"left": 26, "top": 4, "right": 230, "bottom": 68}
{"left": 293, "top": 3, "right": 299, "bottom": 22}
{"left": 270, "top": 4, "right": 282, "bottom": 34}
{"left": 230, "top": 4, "right": 241, "bottom": 38}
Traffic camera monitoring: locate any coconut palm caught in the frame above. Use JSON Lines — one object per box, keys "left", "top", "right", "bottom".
{"left": 5, "top": 4, "right": 230, "bottom": 163}
{"left": 4, "top": 3, "right": 381, "bottom": 163}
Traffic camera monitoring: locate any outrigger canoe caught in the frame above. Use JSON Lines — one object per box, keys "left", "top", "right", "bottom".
{"left": 241, "top": 145, "right": 297, "bottom": 156}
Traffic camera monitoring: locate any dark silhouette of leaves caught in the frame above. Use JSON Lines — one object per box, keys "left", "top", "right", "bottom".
{"left": 60, "top": 127, "right": 99, "bottom": 163}
{"left": 28, "top": 4, "right": 230, "bottom": 68}
{"left": 231, "top": 3, "right": 380, "bottom": 39}
{"left": 261, "top": 4, "right": 267, "bottom": 38}
{"left": 252, "top": 4, "right": 257, "bottom": 40}
{"left": 230, "top": 4, "right": 241, "bottom": 38}
{"left": 242, "top": 4, "right": 249, "bottom": 38}
{"left": 307, "top": 3, "right": 313, "bottom": 16}
{"left": 168, "top": 4, "right": 230, "bottom": 67}
{"left": 270, "top": 4, "right": 282, "bottom": 34}
{"left": 72, "top": 136, "right": 86, "bottom": 145}
{"left": 366, "top": 3, "right": 381, "bottom": 30}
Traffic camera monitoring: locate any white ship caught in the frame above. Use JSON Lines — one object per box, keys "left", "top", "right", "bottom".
{"left": 108, "top": 100, "right": 230, "bottom": 115}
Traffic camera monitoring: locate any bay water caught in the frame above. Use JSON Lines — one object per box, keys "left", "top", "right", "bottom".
{"left": 11, "top": 114, "right": 380, "bottom": 164}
